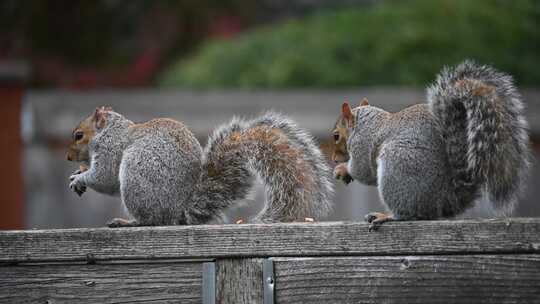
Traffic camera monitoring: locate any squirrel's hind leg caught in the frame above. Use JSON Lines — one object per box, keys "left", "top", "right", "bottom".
{"left": 107, "top": 218, "right": 140, "bottom": 228}
{"left": 364, "top": 212, "right": 396, "bottom": 232}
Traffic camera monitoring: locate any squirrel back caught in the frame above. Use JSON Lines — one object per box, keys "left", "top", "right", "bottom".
{"left": 427, "top": 60, "right": 530, "bottom": 214}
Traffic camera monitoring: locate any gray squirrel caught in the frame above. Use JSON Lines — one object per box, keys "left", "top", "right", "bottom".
{"left": 66, "top": 109, "right": 333, "bottom": 227}
{"left": 332, "top": 61, "right": 530, "bottom": 230}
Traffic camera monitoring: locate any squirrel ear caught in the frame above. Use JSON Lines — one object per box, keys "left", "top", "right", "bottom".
{"left": 93, "top": 106, "right": 109, "bottom": 129}
{"left": 342, "top": 102, "right": 354, "bottom": 128}
{"left": 342, "top": 102, "right": 352, "bottom": 119}
{"left": 360, "top": 98, "right": 369, "bottom": 107}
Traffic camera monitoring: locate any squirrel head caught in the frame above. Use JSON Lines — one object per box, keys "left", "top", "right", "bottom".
{"left": 331, "top": 98, "right": 369, "bottom": 163}
{"left": 66, "top": 106, "right": 113, "bottom": 163}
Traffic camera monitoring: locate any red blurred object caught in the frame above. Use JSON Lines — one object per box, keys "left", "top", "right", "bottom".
{"left": 0, "top": 70, "right": 25, "bottom": 229}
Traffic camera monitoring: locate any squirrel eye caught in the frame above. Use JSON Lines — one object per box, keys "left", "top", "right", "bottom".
{"left": 74, "top": 131, "right": 84, "bottom": 141}
{"left": 333, "top": 133, "right": 340, "bottom": 141}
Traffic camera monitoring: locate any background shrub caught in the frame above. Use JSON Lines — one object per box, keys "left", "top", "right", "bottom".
{"left": 160, "top": 0, "right": 540, "bottom": 88}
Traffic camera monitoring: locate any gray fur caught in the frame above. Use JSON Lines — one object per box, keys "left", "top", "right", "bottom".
{"left": 346, "top": 61, "right": 530, "bottom": 220}
{"left": 247, "top": 112, "right": 334, "bottom": 222}
{"left": 70, "top": 111, "right": 334, "bottom": 225}
{"left": 193, "top": 112, "right": 334, "bottom": 223}
{"left": 428, "top": 60, "right": 530, "bottom": 215}
{"left": 71, "top": 112, "right": 132, "bottom": 196}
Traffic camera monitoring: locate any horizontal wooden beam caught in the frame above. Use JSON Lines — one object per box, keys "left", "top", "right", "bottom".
{"left": 0, "top": 261, "right": 203, "bottom": 303}
{"left": 1, "top": 219, "right": 540, "bottom": 263}
{"left": 273, "top": 255, "right": 540, "bottom": 303}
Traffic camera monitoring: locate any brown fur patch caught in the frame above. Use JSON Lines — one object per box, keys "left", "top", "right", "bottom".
{"left": 455, "top": 78, "right": 495, "bottom": 97}
{"left": 129, "top": 118, "right": 197, "bottom": 152}
{"left": 472, "top": 83, "right": 495, "bottom": 97}
{"left": 332, "top": 116, "right": 350, "bottom": 162}
{"left": 240, "top": 126, "right": 314, "bottom": 191}
{"left": 359, "top": 98, "right": 369, "bottom": 107}
{"left": 66, "top": 115, "right": 95, "bottom": 162}
{"left": 93, "top": 107, "right": 110, "bottom": 129}
{"left": 229, "top": 131, "right": 242, "bottom": 142}
{"left": 454, "top": 79, "right": 468, "bottom": 88}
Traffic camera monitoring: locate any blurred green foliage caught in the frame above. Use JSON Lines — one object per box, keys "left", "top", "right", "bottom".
{"left": 160, "top": 0, "right": 540, "bottom": 88}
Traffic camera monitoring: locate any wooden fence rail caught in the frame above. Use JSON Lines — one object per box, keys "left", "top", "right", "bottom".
{"left": 1, "top": 218, "right": 540, "bottom": 303}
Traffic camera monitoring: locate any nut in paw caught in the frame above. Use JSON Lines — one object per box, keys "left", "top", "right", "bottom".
{"left": 333, "top": 163, "right": 353, "bottom": 185}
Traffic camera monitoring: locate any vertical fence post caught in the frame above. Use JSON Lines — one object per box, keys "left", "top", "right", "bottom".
{"left": 215, "top": 258, "right": 264, "bottom": 304}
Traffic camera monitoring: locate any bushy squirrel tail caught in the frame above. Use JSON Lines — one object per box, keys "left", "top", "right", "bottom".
{"left": 193, "top": 112, "right": 334, "bottom": 223}
{"left": 427, "top": 60, "right": 530, "bottom": 215}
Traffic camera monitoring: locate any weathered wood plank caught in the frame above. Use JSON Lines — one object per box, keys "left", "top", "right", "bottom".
{"left": 273, "top": 255, "right": 540, "bottom": 304}
{"left": 216, "top": 258, "right": 264, "bottom": 304}
{"left": 0, "top": 261, "right": 202, "bottom": 304}
{"left": 1, "top": 219, "right": 540, "bottom": 263}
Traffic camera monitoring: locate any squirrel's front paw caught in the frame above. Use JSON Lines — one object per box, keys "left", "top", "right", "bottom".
{"left": 333, "top": 163, "right": 353, "bottom": 185}
{"left": 69, "top": 172, "right": 87, "bottom": 196}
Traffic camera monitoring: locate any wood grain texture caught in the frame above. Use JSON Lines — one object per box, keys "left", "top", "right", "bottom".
{"left": 273, "top": 255, "right": 540, "bottom": 304}
{"left": 0, "top": 261, "right": 202, "bottom": 304}
{"left": 216, "top": 258, "right": 263, "bottom": 304}
{"left": 1, "top": 219, "right": 540, "bottom": 263}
